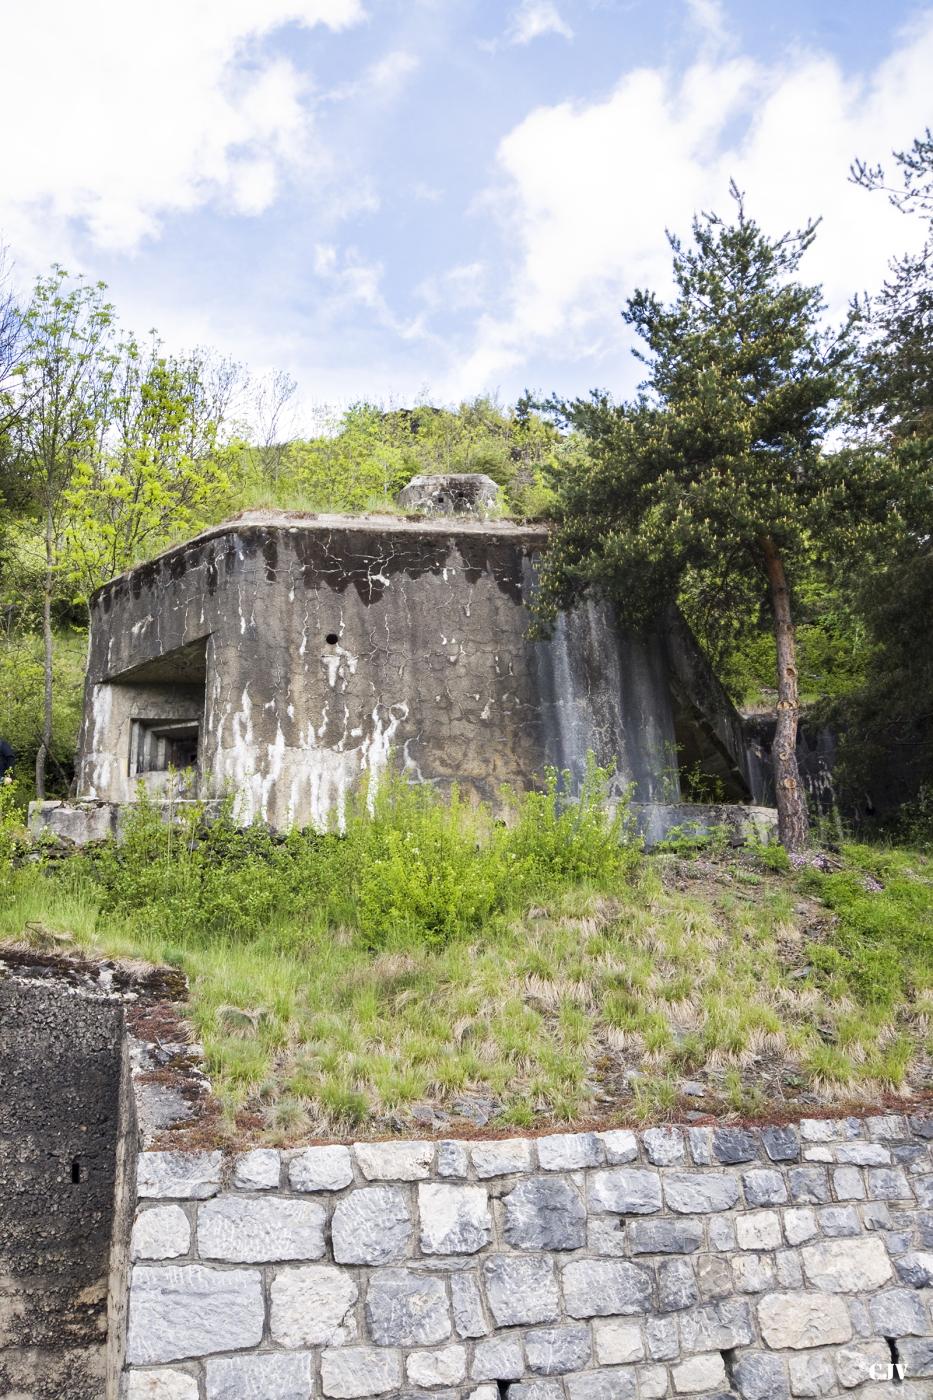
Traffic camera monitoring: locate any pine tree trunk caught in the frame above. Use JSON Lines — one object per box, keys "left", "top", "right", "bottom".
{"left": 35, "top": 510, "right": 54, "bottom": 801}
{"left": 758, "top": 533, "right": 809, "bottom": 851}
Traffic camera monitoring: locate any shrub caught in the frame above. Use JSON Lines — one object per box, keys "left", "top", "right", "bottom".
{"left": 82, "top": 761, "right": 638, "bottom": 951}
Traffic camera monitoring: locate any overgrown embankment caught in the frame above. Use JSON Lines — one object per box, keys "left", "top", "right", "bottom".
{"left": 1, "top": 780, "right": 931, "bottom": 1142}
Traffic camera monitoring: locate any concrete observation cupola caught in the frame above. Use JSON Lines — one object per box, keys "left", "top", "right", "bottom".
{"left": 34, "top": 474, "right": 776, "bottom": 844}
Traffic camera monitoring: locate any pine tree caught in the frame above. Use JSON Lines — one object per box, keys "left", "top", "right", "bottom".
{"left": 536, "top": 186, "right": 850, "bottom": 849}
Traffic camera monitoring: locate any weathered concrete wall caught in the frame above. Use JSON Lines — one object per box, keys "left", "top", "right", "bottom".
{"left": 121, "top": 1115, "right": 933, "bottom": 1399}
{"left": 0, "top": 973, "right": 124, "bottom": 1399}
{"left": 76, "top": 514, "right": 681, "bottom": 829}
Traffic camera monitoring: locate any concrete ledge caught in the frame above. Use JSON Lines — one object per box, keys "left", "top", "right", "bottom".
{"left": 28, "top": 799, "right": 225, "bottom": 845}
{"left": 30, "top": 799, "right": 780, "bottom": 849}
{"left": 631, "top": 802, "right": 778, "bottom": 849}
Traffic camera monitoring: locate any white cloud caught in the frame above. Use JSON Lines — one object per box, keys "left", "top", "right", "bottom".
{"left": 508, "top": 1, "right": 574, "bottom": 45}
{"left": 451, "top": 11, "right": 933, "bottom": 396}
{"left": 327, "top": 47, "right": 421, "bottom": 103}
{"left": 685, "top": 0, "right": 728, "bottom": 46}
{"left": 0, "top": 0, "right": 363, "bottom": 267}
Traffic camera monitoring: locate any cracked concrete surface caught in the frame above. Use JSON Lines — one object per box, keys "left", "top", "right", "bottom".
{"left": 76, "top": 512, "right": 681, "bottom": 830}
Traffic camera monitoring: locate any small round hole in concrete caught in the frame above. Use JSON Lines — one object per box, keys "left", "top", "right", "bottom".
{"left": 325, "top": 633, "right": 339, "bottom": 645}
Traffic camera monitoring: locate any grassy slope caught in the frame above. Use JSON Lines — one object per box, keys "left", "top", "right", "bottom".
{"left": 2, "top": 790, "right": 931, "bottom": 1142}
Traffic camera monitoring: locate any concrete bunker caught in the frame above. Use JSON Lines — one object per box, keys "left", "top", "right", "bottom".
{"left": 33, "top": 476, "right": 777, "bottom": 844}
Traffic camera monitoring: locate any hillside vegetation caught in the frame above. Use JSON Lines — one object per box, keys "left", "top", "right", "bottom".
{"left": 2, "top": 781, "right": 930, "bottom": 1141}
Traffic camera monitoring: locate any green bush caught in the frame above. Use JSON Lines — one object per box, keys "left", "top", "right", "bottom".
{"left": 801, "top": 844, "right": 933, "bottom": 1008}
{"left": 0, "top": 782, "right": 24, "bottom": 895}
{"left": 82, "top": 763, "right": 638, "bottom": 952}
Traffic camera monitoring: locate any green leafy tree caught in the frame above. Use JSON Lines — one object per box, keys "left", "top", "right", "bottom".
{"left": 838, "top": 132, "right": 933, "bottom": 812}
{"left": 535, "top": 187, "right": 852, "bottom": 849}
{"left": 12, "top": 268, "right": 114, "bottom": 798}
{"left": 64, "top": 334, "right": 233, "bottom": 594}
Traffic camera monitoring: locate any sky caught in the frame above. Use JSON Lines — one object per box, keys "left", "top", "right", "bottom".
{"left": 2, "top": 0, "right": 932, "bottom": 427}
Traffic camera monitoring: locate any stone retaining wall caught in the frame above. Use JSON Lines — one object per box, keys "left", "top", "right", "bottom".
{"left": 122, "top": 1115, "right": 933, "bottom": 1399}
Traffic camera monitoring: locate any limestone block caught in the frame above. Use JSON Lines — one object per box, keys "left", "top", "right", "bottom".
{"left": 835, "top": 1342, "right": 893, "bottom": 1389}
{"left": 671, "top": 1352, "right": 728, "bottom": 1393}
{"left": 713, "top": 1128, "right": 759, "bottom": 1164}
{"left": 596, "top": 1128, "right": 638, "bottom": 1163}
{"left": 687, "top": 1126, "right": 714, "bottom": 1165}
{"left": 331, "top": 1185, "right": 412, "bottom": 1264}
{"left": 566, "top": 1372, "right": 637, "bottom": 1399}
{"left": 364, "top": 1269, "right": 451, "bottom": 1346}
{"left": 470, "top": 1336, "right": 524, "bottom": 1380}
{"left": 658, "top": 1257, "right": 699, "bottom": 1311}
{"left": 895, "top": 1251, "right": 933, "bottom": 1287}
{"left": 627, "top": 1218, "right": 703, "bottom": 1254}
{"left": 405, "top": 1346, "right": 466, "bottom": 1387}
{"left": 355, "top": 1140, "right": 433, "bottom": 1181}
{"left": 783, "top": 1208, "right": 818, "bottom": 1245}
{"left": 450, "top": 1270, "right": 489, "bottom": 1337}
{"left": 788, "top": 1167, "right": 831, "bottom": 1204}
{"left": 664, "top": 1172, "right": 740, "bottom": 1214}
{"left": 818, "top": 1205, "right": 860, "bottom": 1237}
{"left": 537, "top": 1131, "right": 604, "bottom": 1170}
{"left": 636, "top": 1365, "right": 670, "bottom": 1399}
{"left": 197, "top": 1195, "right": 325, "bottom": 1262}
{"left": 787, "top": 1352, "right": 837, "bottom": 1397}
{"left": 126, "top": 1265, "right": 264, "bottom": 1363}
{"left": 643, "top": 1127, "right": 685, "bottom": 1165}
{"left": 696, "top": 1254, "right": 733, "bottom": 1300}
{"left": 562, "top": 1259, "right": 652, "bottom": 1318}
{"left": 897, "top": 1338, "right": 933, "bottom": 1376}
{"left": 471, "top": 1137, "right": 533, "bottom": 1178}
{"left": 587, "top": 1216, "right": 628, "bottom": 1256}
{"left": 646, "top": 1314, "right": 680, "bottom": 1359}
{"left": 589, "top": 1168, "right": 662, "bottom": 1215}
{"left": 678, "top": 1298, "right": 755, "bottom": 1352}
{"left": 732, "top": 1254, "right": 776, "bottom": 1293}
{"left": 137, "top": 1151, "right": 223, "bottom": 1199}
{"left": 231, "top": 1148, "right": 280, "bottom": 1190}
{"left": 868, "top": 1286, "right": 929, "bottom": 1335}
{"left": 799, "top": 1117, "right": 862, "bottom": 1142}
{"left": 503, "top": 1176, "right": 586, "bottom": 1250}
{"left": 524, "top": 1324, "right": 592, "bottom": 1374}
{"left": 269, "top": 1264, "right": 358, "bottom": 1348}
{"left": 132, "top": 1204, "right": 191, "bottom": 1260}
{"left": 735, "top": 1211, "right": 782, "bottom": 1250}
{"left": 127, "top": 1372, "right": 199, "bottom": 1400}
{"left": 730, "top": 1351, "right": 789, "bottom": 1400}
{"left": 774, "top": 1250, "right": 803, "bottom": 1288}
{"left": 509, "top": 1383, "right": 564, "bottom": 1400}
{"left": 800, "top": 1236, "right": 892, "bottom": 1291}
{"left": 436, "top": 1139, "right": 470, "bottom": 1177}
{"left": 593, "top": 1318, "right": 644, "bottom": 1363}
{"left": 867, "top": 1114, "right": 909, "bottom": 1140}
{"left": 288, "top": 1145, "right": 354, "bottom": 1192}
{"left": 832, "top": 1166, "right": 866, "bottom": 1200}
{"left": 320, "top": 1347, "right": 402, "bottom": 1398}
{"left": 708, "top": 1215, "right": 737, "bottom": 1250}
{"left": 867, "top": 1166, "right": 913, "bottom": 1199}
{"left": 835, "top": 1143, "right": 892, "bottom": 1166}
{"left": 205, "top": 1351, "right": 315, "bottom": 1399}
{"left": 743, "top": 1169, "right": 788, "bottom": 1207}
{"left": 761, "top": 1125, "right": 800, "bottom": 1162}
{"left": 418, "top": 1182, "right": 491, "bottom": 1254}
{"left": 757, "top": 1292, "right": 852, "bottom": 1349}
{"left": 482, "top": 1255, "right": 560, "bottom": 1326}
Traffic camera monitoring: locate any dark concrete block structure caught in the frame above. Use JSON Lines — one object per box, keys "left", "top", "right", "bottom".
{"left": 38, "top": 482, "right": 776, "bottom": 839}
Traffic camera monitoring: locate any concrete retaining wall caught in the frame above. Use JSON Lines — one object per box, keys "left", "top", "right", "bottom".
{"left": 122, "top": 1116, "right": 933, "bottom": 1399}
